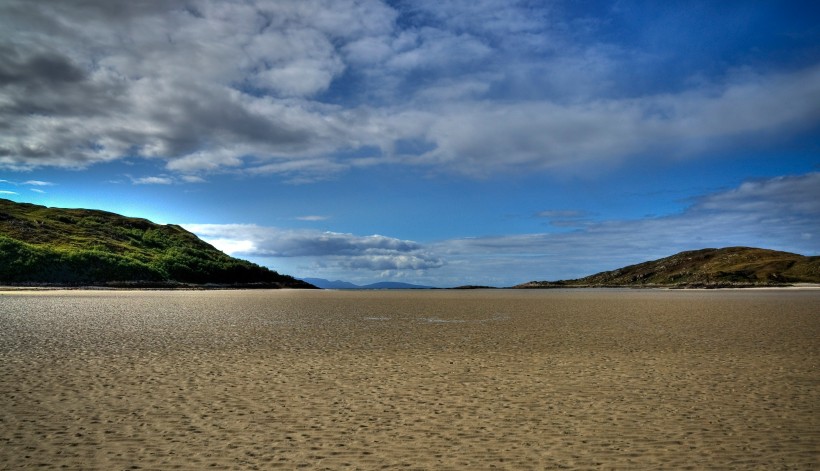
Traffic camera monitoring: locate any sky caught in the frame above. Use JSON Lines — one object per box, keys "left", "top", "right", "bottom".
{"left": 1, "top": 0, "right": 819, "bottom": 287}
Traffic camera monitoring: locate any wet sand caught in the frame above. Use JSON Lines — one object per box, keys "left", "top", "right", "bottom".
{"left": 1, "top": 289, "right": 818, "bottom": 469}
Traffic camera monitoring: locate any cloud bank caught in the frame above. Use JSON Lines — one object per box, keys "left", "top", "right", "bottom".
{"left": 185, "top": 173, "right": 819, "bottom": 286}
{"left": 2, "top": 0, "right": 818, "bottom": 180}
{"left": 185, "top": 224, "right": 445, "bottom": 274}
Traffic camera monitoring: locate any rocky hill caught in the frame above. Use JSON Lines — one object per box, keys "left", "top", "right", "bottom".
{"left": 0, "top": 199, "right": 314, "bottom": 288}
{"left": 515, "top": 247, "right": 820, "bottom": 288}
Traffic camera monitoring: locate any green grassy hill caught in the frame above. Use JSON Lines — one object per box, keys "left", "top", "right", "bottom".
{"left": 0, "top": 199, "right": 314, "bottom": 288}
{"left": 516, "top": 247, "right": 820, "bottom": 288}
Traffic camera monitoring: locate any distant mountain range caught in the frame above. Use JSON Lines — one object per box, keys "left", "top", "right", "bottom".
{"left": 301, "top": 278, "right": 436, "bottom": 290}
{"left": 515, "top": 247, "right": 820, "bottom": 288}
{"left": 0, "top": 199, "right": 314, "bottom": 288}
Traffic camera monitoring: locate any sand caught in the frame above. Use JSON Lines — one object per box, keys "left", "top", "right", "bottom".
{"left": 0, "top": 288, "right": 817, "bottom": 469}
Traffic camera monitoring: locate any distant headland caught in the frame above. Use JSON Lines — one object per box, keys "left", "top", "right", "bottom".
{"left": 514, "top": 247, "right": 820, "bottom": 289}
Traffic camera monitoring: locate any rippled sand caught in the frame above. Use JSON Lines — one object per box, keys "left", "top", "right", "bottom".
{"left": 1, "top": 289, "right": 818, "bottom": 469}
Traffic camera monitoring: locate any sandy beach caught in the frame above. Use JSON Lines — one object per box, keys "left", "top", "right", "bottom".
{"left": 0, "top": 289, "right": 817, "bottom": 469}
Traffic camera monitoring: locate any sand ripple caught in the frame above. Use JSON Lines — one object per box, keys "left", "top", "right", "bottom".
{"left": 1, "top": 289, "right": 817, "bottom": 469}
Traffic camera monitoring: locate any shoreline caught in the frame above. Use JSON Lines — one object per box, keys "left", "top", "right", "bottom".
{"left": 0, "top": 281, "right": 318, "bottom": 291}
{"left": 2, "top": 283, "right": 820, "bottom": 292}
{"left": 512, "top": 282, "right": 820, "bottom": 290}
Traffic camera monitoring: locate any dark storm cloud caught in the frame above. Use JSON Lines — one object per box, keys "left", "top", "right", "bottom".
{"left": 0, "top": 48, "right": 86, "bottom": 86}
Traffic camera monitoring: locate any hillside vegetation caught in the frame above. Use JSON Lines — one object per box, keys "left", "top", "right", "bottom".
{"left": 516, "top": 247, "right": 820, "bottom": 288}
{"left": 0, "top": 199, "right": 313, "bottom": 288}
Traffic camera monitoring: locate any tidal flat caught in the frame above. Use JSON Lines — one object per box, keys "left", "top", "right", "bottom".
{"left": 1, "top": 289, "right": 818, "bottom": 469}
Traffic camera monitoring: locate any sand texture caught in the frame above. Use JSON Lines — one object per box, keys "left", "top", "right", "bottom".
{"left": 0, "top": 289, "right": 818, "bottom": 469}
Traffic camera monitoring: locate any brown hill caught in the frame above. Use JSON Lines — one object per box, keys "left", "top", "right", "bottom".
{"left": 515, "top": 247, "right": 820, "bottom": 288}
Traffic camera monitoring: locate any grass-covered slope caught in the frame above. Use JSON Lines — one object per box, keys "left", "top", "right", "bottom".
{"left": 516, "top": 247, "right": 820, "bottom": 288}
{"left": 0, "top": 199, "right": 314, "bottom": 288}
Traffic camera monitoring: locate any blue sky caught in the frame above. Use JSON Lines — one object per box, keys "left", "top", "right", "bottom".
{"left": 1, "top": 0, "right": 819, "bottom": 287}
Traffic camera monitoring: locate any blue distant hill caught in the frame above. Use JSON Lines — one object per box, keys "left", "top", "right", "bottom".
{"left": 301, "top": 278, "right": 435, "bottom": 289}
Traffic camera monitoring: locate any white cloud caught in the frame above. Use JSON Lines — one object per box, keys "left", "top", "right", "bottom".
{"left": 131, "top": 176, "right": 174, "bottom": 185}
{"left": 0, "top": 178, "right": 56, "bottom": 187}
{"left": 205, "top": 238, "right": 256, "bottom": 255}
{"left": 184, "top": 224, "right": 445, "bottom": 272}
{"left": 0, "top": 179, "right": 53, "bottom": 194}
{"left": 0, "top": 0, "right": 817, "bottom": 181}
{"left": 246, "top": 28, "right": 345, "bottom": 97}
{"left": 296, "top": 215, "right": 329, "bottom": 221}
{"left": 385, "top": 28, "right": 492, "bottom": 71}
{"left": 0, "top": 0, "right": 392, "bottom": 174}
{"left": 128, "top": 174, "right": 207, "bottom": 185}
{"left": 695, "top": 174, "right": 820, "bottom": 216}
{"left": 398, "top": 65, "right": 820, "bottom": 176}
{"left": 414, "top": 78, "right": 494, "bottom": 102}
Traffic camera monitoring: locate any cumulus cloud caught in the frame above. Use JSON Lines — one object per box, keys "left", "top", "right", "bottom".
{"left": 184, "top": 224, "right": 445, "bottom": 272}
{"left": 131, "top": 176, "right": 174, "bottom": 185}
{"left": 0, "top": 0, "right": 393, "bottom": 174}
{"left": 1, "top": 0, "right": 818, "bottom": 180}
